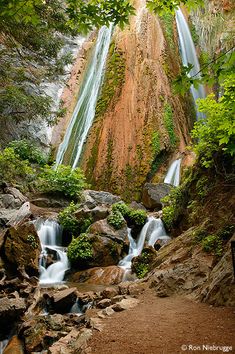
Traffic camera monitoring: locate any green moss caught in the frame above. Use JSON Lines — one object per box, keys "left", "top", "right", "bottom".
{"left": 160, "top": 13, "right": 175, "bottom": 49}
{"left": 111, "top": 202, "right": 147, "bottom": 228}
{"left": 107, "top": 210, "right": 125, "bottom": 230}
{"left": 58, "top": 202, "right": 92, "bottom": 235}
{"left": 201, "top": 234, "right": 223, "bottom": 257}
{"left": 151, "top": 131, "right": 161, "bottom": 157}
{"left": 95, "top": 42, "right": 125, "bottom": 120}
{"left": 27, "top": 234, "right": 38, "bottom": 249}
{"left": 135, "top": 263, "right": 149, "bottom": 279}
{"left": 163, "top": 102, "right": 176, "bottom": 147}
{"left": 161, "top": 186, "right": 184, "bottom": 231}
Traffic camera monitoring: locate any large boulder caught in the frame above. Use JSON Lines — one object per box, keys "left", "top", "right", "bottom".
{"left": 70, "top": 234, "right": 123, "bottom": 270}
{"left": 88, "top": 219, "right": 128, "bottom": 244}
{"left": 142, "top": 183, "right": 172, "bottom": 210}
{"left": 74, "top": 205, "right": 109, "bottom": 223}
{"left": 3, "top": 221, "right": 41, "bottom": 275}
{"left": 70, "top": 266, "right": 124, "bottom": 285}
{"left": 81, "top": 190, "right": 121, "bottom": 207}
{"left": 52, "top": 288, "right": 77, "bottom": 314}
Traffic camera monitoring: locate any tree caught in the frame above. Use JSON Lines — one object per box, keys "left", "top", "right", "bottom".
{"left": 146, "top": 0, "right": 203, "bottom": 15}
{"left": 0, "top": 0, "right": 134, "bottom": 124}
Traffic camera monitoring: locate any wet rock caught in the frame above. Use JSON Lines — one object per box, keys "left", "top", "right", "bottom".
{"left": 82, "top": 190, "right": 121, "bottom": 207}
{"left": 142, "top": 183, "right": 172, "bottom": 210}
{"left": 97, "top": 298, "right": 112, "bottom": 309}
{"left": 70, "top": 266, "right": 124, "bottom": 285}
{"left": 3, "top": 336, "right": 24, "bottom": 354}
{"left": 112, "top": 297, "right": 139, "bottom": 312}
{"left": 89, "top": 219, "right": 128, "bottom": 244}
{"left": 52, "top": 288, "right": 77, "bottom": 314}
{"left": 3, "top": 221, "right": 41, "bottom": 275}
{"left": 101, "top": 287, "right": 119, "bottom": 299}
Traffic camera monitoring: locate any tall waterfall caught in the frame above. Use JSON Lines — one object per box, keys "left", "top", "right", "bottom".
{"left": 164, "top": 158, "right": 182, "bottom": 187}
{"left": 36, "top": 219, "right": 69, "bottom": 285}
{"left": 119, "top": 217, "right": 170, "bottom": 277}
{"left": 56, "top": 25, "right": 113, "bottom": 168}
{"left": 176, "top": 9, "right": 205, "bottom": 119}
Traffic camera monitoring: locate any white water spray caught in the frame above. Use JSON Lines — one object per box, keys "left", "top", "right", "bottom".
{"left": 36, "top": 219, "right": 69, "bottom": 285}
{"left": 176, "top": 9, "right": 205, "bottom": 119}
{"left": 55, "top": 25, "right": 113, "bottom": 168}
{"left": 119, "top": 217, "right": 170, "bottom": 277}
{"left": 164, "top": 158, "right": 182, "bottom": 187}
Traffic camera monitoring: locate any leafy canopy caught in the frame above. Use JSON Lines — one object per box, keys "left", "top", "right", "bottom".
{"left": 191, "top": 74, "right": 235, "bottom": 168}
{"left": 146, "top": 0, "right": 204, "bottom": 15}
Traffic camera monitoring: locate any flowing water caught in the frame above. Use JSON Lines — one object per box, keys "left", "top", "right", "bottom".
{"left": 55, "top": 25, "right": 113, "bottom": 168}
{"left": 36, "top": 219, "right": 69, "bottom": 285}
{"left": 119, "top": 217, "right": 170, "bottom": 278}
{"left": 176, "top": 9, "right": 205, "bottom": 119}
{"left": 164, "top": 158, "right": 182, "bottom": 187}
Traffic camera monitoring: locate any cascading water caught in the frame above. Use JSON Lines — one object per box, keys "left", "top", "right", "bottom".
{"left": 36, "top": 219, "right": 69, "bottom": 285}
{"left": 164, "top": 158, "right": 182, "bottom": 187}
{"left": 119, "top": 217, "right": 170, "bottom": 278}
{"left": 55, "top": 25, "right": 113, "bottom": 168}
{"left": 176, "top": 9, "right": 205, "bottom": 119}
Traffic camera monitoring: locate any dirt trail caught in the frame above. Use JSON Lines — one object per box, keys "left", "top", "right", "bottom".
{"left": 87, "top": 290, "right": 235, "bottom": 354}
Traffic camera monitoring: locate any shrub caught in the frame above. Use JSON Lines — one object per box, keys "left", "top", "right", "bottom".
{"left": 107, "top": 211, "right": 125, "bottom": 230}
{"left": 37, "top": 164, "right": 87, "bottom": 199}
{"left": 201, "top": 234, "right": 223, "bottom": 257}
{"left": 135, "top": 263, "right": 149, "bottom": 279}
{"left": 161, "top": 186, "right": 184, "bottom": 230}
{"left": 128, "top": 209, "right": 147, "bottom": 227}
{"left": 67, "top": 234, "right": 93, "bottom": 266}
{"left": 8, "top": 139, "right": 48, "bottom": 165}
{"left": 111, "top": 203, "right": 147, "bottom": 228}
{"left": 0, "top": 147, "right": 34, "bottom": 184}
{"left": 58, "top": 202, "right": 92, "bottom": 234}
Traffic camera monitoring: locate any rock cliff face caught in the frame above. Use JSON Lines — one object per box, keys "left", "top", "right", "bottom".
{"left": 81, "top": 0, "right": 193, "bottom": 200}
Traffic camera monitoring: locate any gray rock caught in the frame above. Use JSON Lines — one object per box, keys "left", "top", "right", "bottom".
{"left": 4, "top": 187, "right": 27, "bottom": 203}
{"left": 82, "top": 190, "right": 121, "bottom": 207}
{"left": 0, "top": 295, "right": 26, "bottom": 327}
{"left": 142, "top": 183, "right": 172, "bottom": 210}
{"left": 7, "top": 202, "right": 32, "bottom": 227}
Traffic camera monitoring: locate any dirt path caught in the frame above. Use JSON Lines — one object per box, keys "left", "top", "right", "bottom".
{"left": 87, "top": 290, "right": 235, "bottom": 354}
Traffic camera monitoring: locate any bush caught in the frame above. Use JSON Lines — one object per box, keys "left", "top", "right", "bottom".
{"left": 191, "top": 74, "right": 235, "bottom": 169}
{"left": 111, "top": 203, "right": 147, "bottom": 228}
{"left": 67, "top": 234, "right": 93, "bottom": 266}
{"left": 201, "top": 234, "right": 223, "bottom": 257}
{"left": 38, "top": 164, "right": 87, "bottom": 199}
{"left": 161, "top": 186, "right": 184, "bottom": 230}
{"left": 58, "top": 202, "right": 92, "bottom": 234}
{"left": 107, "top": 211, "right": 125, "bottom": 230}
{"left": 0, "top": 147, "right": 34, "bottom": 184}
{"left": 8, "top": 139, "right": 48, "bottom": 165}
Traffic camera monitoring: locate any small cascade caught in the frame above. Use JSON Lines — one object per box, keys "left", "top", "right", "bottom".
{"left": 55, "top": 25, "right": 113, "bottom": 168}
{"left": 176, "top": 9, "right": 205, "bottom": 119}
{"left": 119, "top": 217, "right": 170, "bottom": 278}
{"left": 164, "top": 158, "right": 182, "bottom": 187}
{"left": 36, "top": 219, "right": 69, "bottom": 285}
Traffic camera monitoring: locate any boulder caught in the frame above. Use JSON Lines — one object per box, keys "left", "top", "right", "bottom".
{"left": 74, "top": 205, "right": 109, "bottom": 222}
{"left": 3, "top": 221, "right": 41, "bottom": 275}
{"left": 0, "top": 295, "right": 26, "bottom": 336}
{"left": 82, "top": 190, "right": 121, "bottom": 207}
{"left": 0, "top": 209, "right": 17, "bottom": 228}
{"left": 0, "top": 194, "right": 21, "bottom": 209}
{"left": 7, "top": 202, "right": 32, "bottom": 227}
{"left": 52, "top": 288, "right": 77, "bottom": 314}
{"left": 4, "top": 187, "right": 27, "bottom": 204}
{"left": 97, "top": 298, "right": 112, "bottom": 308}
{"left": 142, "top": 183, "right": 172, "bottom": 210}
{"left": 131, "top": 247, "right": 157, "bottom": 278}
{"left": 101, "top": 287, "right": 119, "bottom": 299}
{"left": 49, "top": 328, "right": 92, "bottom": 354}
{"left": 70, "top": 266, "right": 124, "bottom": 285}
{"left": 89, "top": 219, "right": 128, "bottom": 244}
{"left": 111, "top": 297, "right": 139, "bottom": 312}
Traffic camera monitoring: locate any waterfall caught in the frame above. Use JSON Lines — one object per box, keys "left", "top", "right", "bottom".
{"left": 119, "top": 217, "right": 170, "bottom": 275}
{"left": 36, "top": 219, "right": 69, "bottom": 285}
{"left": 176, "top": 9, "right": 205, "bottom": 119}
{"left": 55, "top": 25, "right": 113, "bottom": 168}
{"left": 164, "top": 158, "right": 182, "bottom": 187}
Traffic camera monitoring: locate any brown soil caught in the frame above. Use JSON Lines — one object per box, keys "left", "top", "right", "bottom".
{"left": 87, "top": 290, "right": 235, "bottom": 354}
